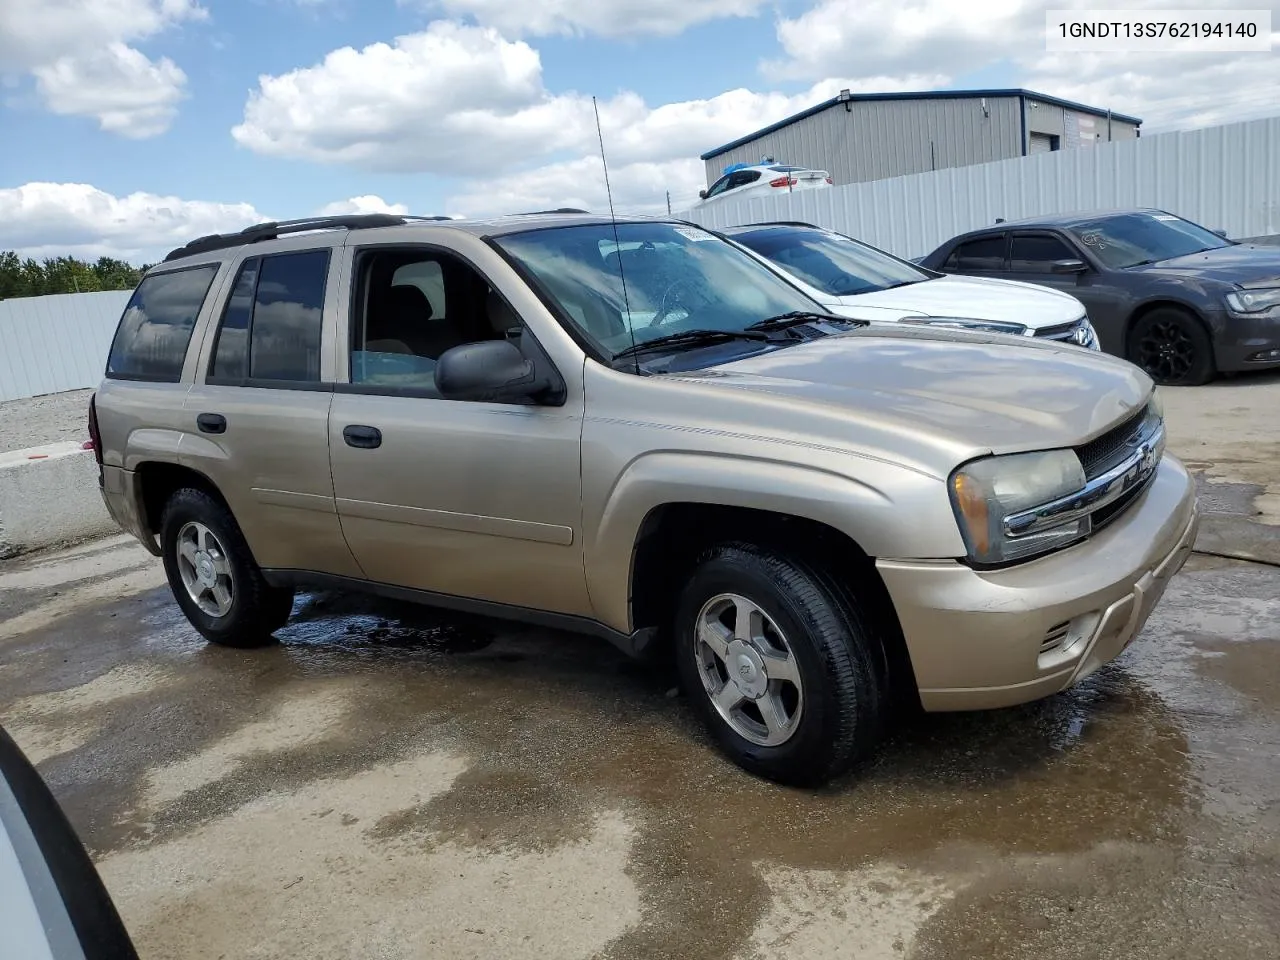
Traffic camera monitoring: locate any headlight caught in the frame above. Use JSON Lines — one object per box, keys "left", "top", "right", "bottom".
{"left": 898, "top": 316, "right": 1028, "bottom": 336}
{"left": 1226, "top": 288, "right": 1280, "bottom": 315}
{"left": 1148, "top": 386, "right": 1164, "bottom": 421}
{"left": 950, "top": 449, "right": 1089, "bottom": 564}
{"left": 1074, "top": 317, "right": 1101, "bottom": 351}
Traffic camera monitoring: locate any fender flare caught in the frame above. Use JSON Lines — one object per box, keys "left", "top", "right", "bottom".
{"left": 585, "top": 450, "right": 960, "bottom": 633}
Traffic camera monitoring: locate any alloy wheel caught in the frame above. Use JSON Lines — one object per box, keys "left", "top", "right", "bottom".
{"left": 694, "top": 593, "right": 804, "bottom": 747}
{"left": 1137, "top": 318, "right": 1196, "bottom": 383}
{"left": 175, "top": 521, "right": 234, "bottom": 618}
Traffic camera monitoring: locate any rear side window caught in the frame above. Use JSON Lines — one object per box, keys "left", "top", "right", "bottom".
{"left": 207, "top": 250, "right": 329, "bottom": 384}
{"left": 210, "top": 259, "right": 258, "bottom": 380}
{"left": 944, "top": 235, "right": 1007, "bottom": 271}
{"left": 106, "top": 265, "right": 219, "bottom": 381}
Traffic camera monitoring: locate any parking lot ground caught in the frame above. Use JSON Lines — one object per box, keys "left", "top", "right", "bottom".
{"left": 2, "top": 376, "right": 1279, "bottom": 960}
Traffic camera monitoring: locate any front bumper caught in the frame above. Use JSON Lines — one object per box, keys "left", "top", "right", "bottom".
{"left": 877, "top": 455, "right": 1198, "bottom": 711}
{"left": 1215, "top": 307, "right": 1280, "bottom": 371}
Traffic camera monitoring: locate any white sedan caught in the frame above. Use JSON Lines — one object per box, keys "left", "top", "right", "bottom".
{"left": 695, "top": 163, "right": 832, "bottom": 209}
{"left": 718, "top": 221, "right": 1100, "bottom": 348}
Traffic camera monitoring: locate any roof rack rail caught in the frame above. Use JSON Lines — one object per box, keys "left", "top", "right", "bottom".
{"left": 162, "top": 213, "right": 433, "bottom": 262}
{"left": 512, "top": 208, "right": 590, "bottom": 216}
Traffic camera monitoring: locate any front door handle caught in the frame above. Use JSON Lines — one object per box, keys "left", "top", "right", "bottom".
{"left": 343, "top": 425, "right": 382, "bottom": 449}
{"left": 197, "top": 413, "right": 226, "bottom": 435}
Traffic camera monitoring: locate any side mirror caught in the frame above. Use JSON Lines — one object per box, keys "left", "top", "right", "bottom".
{"left": 435, "top": 340, "right": 547, "bottom": 403}
{"left": 1050, "top": 258, "right": 1088, "bottom": 274}
{"left": 698, "top": 190, "right": 708, "bottom": 200}
{"left": 1212, "top": 228, "right": 1229, "bottom": 238}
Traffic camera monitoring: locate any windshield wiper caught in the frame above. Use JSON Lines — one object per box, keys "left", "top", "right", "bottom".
{"left": 611, "top": 328, "right": 769, "bottom": 362}
{"left": 746, "top": 311, "right": 869, "bottom": 332}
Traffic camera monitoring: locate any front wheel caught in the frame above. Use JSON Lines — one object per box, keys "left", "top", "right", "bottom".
{"left": 1128, "top": 308, "right": 1215, "bottom": 385}
{"left": 160, "top": 488, "right": 294, "bottom": 648}
{"left": 674, "top": 543, "right": 886, "bottom": 786}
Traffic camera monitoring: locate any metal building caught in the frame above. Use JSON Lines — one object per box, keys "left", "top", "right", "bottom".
{"left": 700, "top": 89, "right": 1142, "bottom": 188}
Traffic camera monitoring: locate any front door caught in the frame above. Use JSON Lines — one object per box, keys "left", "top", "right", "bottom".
{"left": 327, "top": 243, "right": 589, "bottom": 617}
{"left": 1001, "top": 231, "right": 1131, "bottom": 354}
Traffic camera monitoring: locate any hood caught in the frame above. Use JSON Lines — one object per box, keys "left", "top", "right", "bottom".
{"left": 1137, "top": 243, "right": 1280, "bottom": 285}
{"left": 822, "top": 274, "right": 1084, "bottom": 331}
{"left": 675, "top": 326, "right": 1150, "bottom": 465}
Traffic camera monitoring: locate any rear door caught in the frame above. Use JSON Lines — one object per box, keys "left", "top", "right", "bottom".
{"left": 183, "top": 240, "right": 362, "bottom": 578}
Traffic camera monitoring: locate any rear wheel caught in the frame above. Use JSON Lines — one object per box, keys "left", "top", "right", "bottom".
{"left": 160, "top": 488, "right": 294, "bottom": 648}
{"left": 1128, "top": 307, "right": 1215, "bottom": 385}
{"left": 674, "top": 542, "right": 886, "bottom": 786}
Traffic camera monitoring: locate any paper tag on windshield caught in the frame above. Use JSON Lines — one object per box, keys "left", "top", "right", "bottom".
{"left": 1150, "top": 214, "right": 1179, "bottom": 221}
{"left": 674, "top": 225, "right": 715, "bottom": 241}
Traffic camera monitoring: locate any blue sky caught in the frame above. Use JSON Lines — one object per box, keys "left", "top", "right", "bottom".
{"left": 1, "top": 0, "right": 1276, "bottom": 262}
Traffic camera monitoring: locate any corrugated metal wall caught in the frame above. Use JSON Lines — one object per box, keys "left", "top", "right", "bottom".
{"left": 0, "top": 290, "right": 131, "bottom": 402}
{"left": 705, "top": 96, "right": 1024, "bottom": 187}
{"left": 685, "top": 115, "right": 1280, "bottom": 261}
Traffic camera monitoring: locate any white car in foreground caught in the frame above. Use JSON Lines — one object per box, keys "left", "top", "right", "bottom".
{"left": 695, "top": 163, "right": 832, "bottom": 209}
{"left": 718, "top": 221, "right": 1100, "bottom": 349}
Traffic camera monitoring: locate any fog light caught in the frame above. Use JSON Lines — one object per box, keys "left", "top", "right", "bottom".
{"left": 1248, "top": 348, "right": 1280, "bottom": 361}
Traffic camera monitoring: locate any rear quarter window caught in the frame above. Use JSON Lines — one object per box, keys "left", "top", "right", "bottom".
{"left": 106, "top": 264, "right": 220, "bottom": 381}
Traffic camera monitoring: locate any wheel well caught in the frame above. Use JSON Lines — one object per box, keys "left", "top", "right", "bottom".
{"left": 1125, "top": 300, "right": 1213, "bottom": 353}
{"left": 135, "top": 462, "right": 227, "bottom": 536}
{"left": 629, "top": 503, "right": 917, "bottom": 698}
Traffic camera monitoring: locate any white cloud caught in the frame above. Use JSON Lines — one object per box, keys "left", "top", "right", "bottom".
{"left": 316, "top": 195, "right": 410, "bottom": 215}
{"left": 232, "top": 22, "right": 586, "bottom": 173}
{"left": 32, "top": 43, "right": 187, "bottom": 138}
{"left": 0, "top": 0, "right": 204, "bottom": 136}
{"left": 765, "top": 0, "right": 1280, "bottom": 131}
{"left": 230, "top": 20, "right": 909, "bottom": 186}
{"left": 0, "top": 183, "right": 267, "bottom": 262}
{"left": 415, "top": 0, "right": 767, "bottom": 38}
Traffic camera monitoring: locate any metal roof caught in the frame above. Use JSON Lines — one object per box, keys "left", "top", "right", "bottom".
{"left": 700, "top": 88, "right": 1145, "bottom": 161}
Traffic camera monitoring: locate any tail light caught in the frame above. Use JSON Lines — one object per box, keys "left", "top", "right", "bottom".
{"left": 826, "top": 177, "right": 833, "bottom": 184}
{"left": 87, "top": 393, "right": 103, "bottom": 466}
{"left": 769, "top": 176, "right": 797, "bottom": 188}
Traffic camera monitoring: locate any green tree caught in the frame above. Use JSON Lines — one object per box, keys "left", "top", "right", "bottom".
{"left": 0, "top": 251, "right": 146, "bottom": 300}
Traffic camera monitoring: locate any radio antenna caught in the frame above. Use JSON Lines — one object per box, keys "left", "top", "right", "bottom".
{"left": 593, "top": 96, "right": 639, "bottom": 373}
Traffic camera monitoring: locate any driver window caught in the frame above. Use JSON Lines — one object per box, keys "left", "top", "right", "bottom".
{"left": 705, "top": 176, "right": 732, "bottom": 198}
{"left": 349, "top": 248, "right": 521, "bottom": 396}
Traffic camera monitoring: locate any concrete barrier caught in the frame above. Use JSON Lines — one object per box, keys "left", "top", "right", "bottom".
{"left": 0, "top": 442, "right": 117, "bottom": 557}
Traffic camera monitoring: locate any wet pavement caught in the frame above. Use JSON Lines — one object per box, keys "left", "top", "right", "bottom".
{"left": 3, "top": 382, "right": 1280, "bottom": 959}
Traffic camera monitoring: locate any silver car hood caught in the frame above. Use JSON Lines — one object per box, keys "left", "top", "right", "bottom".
{"left": 675, "top": 326, "right": 1151, "bottom": 463}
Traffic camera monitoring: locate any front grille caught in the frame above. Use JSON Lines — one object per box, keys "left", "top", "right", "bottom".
{"left": 1035, "top": 320, "right": 1081, "bottom": 341}
{"left": 1076, "top": 404, "right": 1154, "bottom": 479}
{"left": 1090, "top": 481, "right": 1152, "bottom": 532}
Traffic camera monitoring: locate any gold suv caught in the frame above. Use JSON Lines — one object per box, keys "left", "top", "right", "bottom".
{"left": 91, "top": 213, "right": 1198, "bottom": 786}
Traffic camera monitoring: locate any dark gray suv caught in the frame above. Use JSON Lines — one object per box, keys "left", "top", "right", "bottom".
{"left": 919, "top": 209, "right": 1280, "bottom": 385}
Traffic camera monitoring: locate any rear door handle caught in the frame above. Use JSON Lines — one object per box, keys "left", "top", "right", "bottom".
{"left": 343, "top": 425, "right": 382, "bottom": 449}
{"left": 197, "top": 413, "right": 226, "bottom": 435}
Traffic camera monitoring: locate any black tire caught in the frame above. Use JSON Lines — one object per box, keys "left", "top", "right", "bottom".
{"left": 159, "top": 487, "right": 294, "bottom": 648}
{"left": 1127, "top": 307, "right": 1215, "bottom": 386}
{"left": 674, "top": 542, "right": 887, "bottom": 786}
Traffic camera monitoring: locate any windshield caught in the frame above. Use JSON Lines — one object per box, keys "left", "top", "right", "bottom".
{"left": 1067, "top": 211, "right": 1233, "bottom": 268}
{"left": 732, "top": 227, "right": 930, "bottom": 297}
{"left": 493, "top": 222, "right": 824, "bottom": 364}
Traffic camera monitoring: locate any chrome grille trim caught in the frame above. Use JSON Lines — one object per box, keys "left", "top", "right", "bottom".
{"left": 1003, "top": 421, "right": 1166, "bottom": 539}
{"left": 1079, "top": 404, "right": 1159, "bottom": 479}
